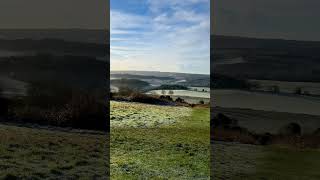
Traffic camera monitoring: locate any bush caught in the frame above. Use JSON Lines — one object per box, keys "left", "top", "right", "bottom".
{"left": 303, "top": 91, "right": 310, "bottom": 96}
{"left": 313, "top": 128, "right": 320, "bottom": 136}
{"left": 212, "top": 128, "right": 256, "bottom": 144}
{"left": 129, "top": 93, "right": 172, "bottom": 105}
{"left": 12, "top": 82, "right": 107, "bottom": 131}
{"left": 175, "top": 97, "right": 185, "bottom": 103}
{"left": 0, "top": 97, "right": 9, "bottom": 117}
{"left": 271, "top": 85, "right": 280, "bottom": 93}
{"left": 294, "top": 87, "right": 302, "bottom": 95}
{"left": 279, "top": 123, "right": 301, "bottom": 136}
{"left": 65, "top": 92, "right": 107, "bottom": 130}
{"left": 160, "top": 95, "right": 173, "bottom": 101}
{"left": 255, "top": 133, "right": 273, "bottom": 145}
{"left": 212, "top": 113, "right": 238, "bottom": 128}
{"left": 24, "top": 82, "right": 73, "bottom": 108}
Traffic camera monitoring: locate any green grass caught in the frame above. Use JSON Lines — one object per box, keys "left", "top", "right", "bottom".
{"left": 0, "top": 124, "right": 108, "bottom": 179}
{"left": 110, "top": 101, "right": 210, "bottom": 179}
{"left": 212, "top": 142, "right": 320, "bottom": 180}
{"left": 251, "top": 146, "right": 320, "bottom": 180}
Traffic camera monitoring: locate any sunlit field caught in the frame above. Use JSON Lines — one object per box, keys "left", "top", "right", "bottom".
{"left": 147, "top": 90, "right": 210, "bottom": 99}
{"left": 110, "top": 101, "right": 210, "bottom": 179}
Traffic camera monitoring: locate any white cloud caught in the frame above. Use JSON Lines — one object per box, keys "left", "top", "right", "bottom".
{"left": 111, "top": 10, "right": 150, "bottom": 30}
{"left": 147, "top": 0, "right": 209, "bottom": 13}
{"left": 111, "top": 0, "right": 210, "bottom": 74}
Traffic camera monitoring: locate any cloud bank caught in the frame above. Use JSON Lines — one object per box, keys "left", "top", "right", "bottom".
{"left": 111, "top": 0, "right": 210, "bottom": 74}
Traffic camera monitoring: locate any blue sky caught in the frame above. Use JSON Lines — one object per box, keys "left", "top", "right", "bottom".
{"left": 110, "top": 0, "right": 210, "bottom": 74}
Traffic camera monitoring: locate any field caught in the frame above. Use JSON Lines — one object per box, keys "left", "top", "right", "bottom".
{"left": 148, "top": 90, "right": 209, "bottom": 99}
{"left": 212, "top": 141, "right": 320, "bottom": 179}
{"left": 213, "top": 107, "right": 320, "bottom": 134}
{"left": 214, "top": 89, "right": 320, "bottom": 116}
{"left": 0, "top": 76, "right": 27, "bottom": 97}
{"left": 147, "top": 89, "right": 210, "bottom": 104}
{"left": 249, "top": 79, "right": 320, "bottom": 95}
{"left": 110, "top": 101, "right": 210, "bottom": 179}
{"left": 0, "top": 123, "right": 108, "bottom": 179}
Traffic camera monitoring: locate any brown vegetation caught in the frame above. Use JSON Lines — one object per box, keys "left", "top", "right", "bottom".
{"left": 5, "top": 83, "right": 107, "bottom": 131}
{"left": 211, "top": 113, "right": 320, "bottom": 148}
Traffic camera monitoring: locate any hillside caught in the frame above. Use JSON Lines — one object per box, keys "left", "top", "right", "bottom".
{"left": 211, "top": 35, "right": 320, "bottom": 82}
{"left": 0, "top": 54, "right": 107, "bottom": 90}
{"left": 0, "top": 123, "right": 108, "bottom": 179}
{"left": 111, "top": 71, "right": 210, "bottom": 88}
{"left": 111, "top": 101, "right": 210, "bottom": 179}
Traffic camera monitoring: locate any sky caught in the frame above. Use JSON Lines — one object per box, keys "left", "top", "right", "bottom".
{"left": 212, "top": 0, "right": 320, "bottom": 41}
{"left": 0, "top": 0, "right": 108, "bottom": 29}
{"left": 110, "top": 0, "right": 210, "bottom": 74}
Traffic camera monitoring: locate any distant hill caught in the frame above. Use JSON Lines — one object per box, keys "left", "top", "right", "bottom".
{"left": 0, "top": 30, "right": 109, "bottom": 91}
{"left": 0, "top": 54, "right": 107, "bottom": 91}
{"left": 0, "top": 38, "right": 107, "bottom": 58}
{"left": 0, "top": 29, "right": 108, "bottom": 44}
{"left": 111, "top": 79, "right": 150, "bottom": 91}
{"left": 111, "top": 73, "right": 174, "bottom": 81}
{"left": 211, "top": 35, "right": 320, "bottom": 82}
{"left": 111, "top": 71, "right": 210, "bottom": 87}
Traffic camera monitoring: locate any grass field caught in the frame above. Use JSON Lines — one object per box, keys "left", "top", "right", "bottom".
{"left": 214, "top": 89, "right": 320, "bottom": 116}
{"left": 212, "top": 142, "right": 320, "bottom": 180}
{"left": 0, "top": 124, "right": 108, "bottom": 179}
{"left": 213, "top": 107, "right": 320, "bottom": 134}
{"left": 110, "top": 101, "right": 210, "bottom": 179}
{"left": 249, "top": 79, "right": 320, "bottom": 95}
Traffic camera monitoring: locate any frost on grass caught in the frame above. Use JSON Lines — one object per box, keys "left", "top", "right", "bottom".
{"left": 110, "top": 101, "right": 191, "bottom": 128}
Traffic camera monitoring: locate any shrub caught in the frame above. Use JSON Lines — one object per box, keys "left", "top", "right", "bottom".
{"left": 117, "top": 87, "right": 135, "bottom": 97}
{"left": 175, "top": 97, "right": 185, "bottom": 103}
{"left": 254, "top": 133, "right": 273, "bottom": 145}
{"left": 160, "top": 95, "right": 173, "bottom": 101}
{"left": 272, "top": 85, "right": 280, "bottom": 93}
{"left": 0, "top": 97, "right": 9, "bottom": 117}
{"left": 212, "top": 128, "right": 256, "bottom": 144}
{"left": 294, "top": 87, "right": 302, "bottom": 95}
{"left": 313, "top": 128, "right": 320, "bottom": 136}
{"left": 212, "top": 113, "right": 238, "bottom": 128}
{"left": 129, "top": 92, "right": 171, "bottom": 105}
{"left": 12, "top": 82, "right": 107, "bottom": 131}
{"left": 65, "top": 92, "right": 107, "bottom": 130}
{"left": 24, "top": 82, "right": 73, "bottom": 108}
{"left": 278, "top": 123, "right": 301, "bottom": 136}
{"left": 303, "top": 91, "right": 310, "bottom": 96}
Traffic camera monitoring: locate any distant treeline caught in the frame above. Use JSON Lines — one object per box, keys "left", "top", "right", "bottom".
{"left": 110, "top": 79, "right": 150, "bottom": 91}
{"left": 178, "top": 78, "right": 210, "bottom": 87}
{"left": 0, "top": 39, "right": 107, "bottom": 57}
{"left": 212, "top": 74, "right": 258, "bottom": 90}
{"left": 152, "top": 84, "right": 188, "bottom": 90}
{"left": 0, "top": 54, "right": 107, "bottom": 91}
{"left": 111, "top": 74, "right": 174, "bottom": 80}
{"left": 0, "top": 82, "right": 108, "bottom": 131}
{"left": 212, "top": 35, "right": 320, "bottom": 82}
